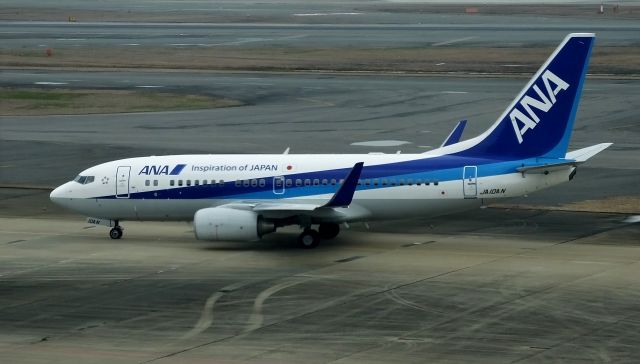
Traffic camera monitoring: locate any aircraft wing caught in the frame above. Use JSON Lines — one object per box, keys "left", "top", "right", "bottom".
{"left": 215, "top": 162, "right": 368, "bottom": 221}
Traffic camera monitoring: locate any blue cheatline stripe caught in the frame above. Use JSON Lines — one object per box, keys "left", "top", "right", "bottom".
{"left": 96, "top": 155, "right": 546, "bottom": 201}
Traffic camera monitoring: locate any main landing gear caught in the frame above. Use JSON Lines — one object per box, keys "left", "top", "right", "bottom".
{"left": 109, "top": 220, "right": 123, "bottom": 240}
{"left": 297, "top": 223, "right": 340, "bottom": 249}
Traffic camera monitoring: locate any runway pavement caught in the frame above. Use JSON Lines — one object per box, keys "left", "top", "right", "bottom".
{"left": 1, "top": 2, "right": 640, "bottom": 362}
{"left": 0, "top": 195, "right": 639, "bottom": 363}
{"left": 2, "top": 20, "right": 639, "bottom": 50}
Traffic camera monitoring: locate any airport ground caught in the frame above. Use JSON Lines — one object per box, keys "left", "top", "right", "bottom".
{"left": 1, "top": 1, "right": 639, "bottom": 363}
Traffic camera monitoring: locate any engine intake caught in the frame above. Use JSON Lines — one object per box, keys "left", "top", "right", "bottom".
{"left": 193, "top": 207, "right": 275, "bottom": 241}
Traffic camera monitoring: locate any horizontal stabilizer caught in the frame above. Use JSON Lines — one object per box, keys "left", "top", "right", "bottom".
{"left": 440, "top": 119, "right": 467, "bottom": 147}
{"left": 565, "top": 143, "right": 612, "bottom": 162}
{"left": 516, "top": 161, "right": 578, "bottom": 174}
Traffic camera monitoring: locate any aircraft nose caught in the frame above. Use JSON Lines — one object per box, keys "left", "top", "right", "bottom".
{"left": 50, "top": 183, "right": 69, "bottom": 205}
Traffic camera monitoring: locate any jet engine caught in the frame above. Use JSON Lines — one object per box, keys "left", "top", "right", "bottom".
{"left": 193, "top": 207, "right": 275, "bottom": 241}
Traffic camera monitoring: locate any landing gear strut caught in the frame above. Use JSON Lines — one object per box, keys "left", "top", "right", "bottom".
{"left": 109, "top": 220, "right": 123, "bottom": 239}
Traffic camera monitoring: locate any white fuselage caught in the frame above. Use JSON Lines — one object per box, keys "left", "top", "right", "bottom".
{"left": 50, "top": 152, "right": 572, "bottom": 223}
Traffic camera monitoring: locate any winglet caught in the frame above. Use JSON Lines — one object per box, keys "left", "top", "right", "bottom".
{"left": 440, "top": 119, "right": 467, "bottom": 147}
{"left": 323, "top": 162, "right": 364, "bottom": 208}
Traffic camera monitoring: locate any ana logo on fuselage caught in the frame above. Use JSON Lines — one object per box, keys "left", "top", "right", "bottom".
{"left": 510, "top": 69, "right": 570, "bottom": 144}
{"left": 139, "top": 164, "right": 186, "bottom": 176}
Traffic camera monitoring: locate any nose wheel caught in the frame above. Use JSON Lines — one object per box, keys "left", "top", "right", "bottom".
{"left": 109, "top": 222, "right": 123, "bottom": 239}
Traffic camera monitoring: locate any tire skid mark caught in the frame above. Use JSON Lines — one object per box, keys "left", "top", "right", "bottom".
{"left": 181, "top": 280, "right": 255, "bottom": 340}
{"left": 244, "top": 276, "right": 314, "bottom": 333}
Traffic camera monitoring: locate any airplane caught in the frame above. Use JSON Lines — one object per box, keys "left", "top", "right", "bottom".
{"left": 50, "top": 33, "right": 611, "bottom": 249}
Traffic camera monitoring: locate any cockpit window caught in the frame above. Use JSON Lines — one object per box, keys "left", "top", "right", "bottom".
{"left": 74, "top": 175, "right": 95, "bottom": 184}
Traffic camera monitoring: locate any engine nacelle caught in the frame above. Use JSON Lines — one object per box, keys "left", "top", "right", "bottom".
{"left": 193, "top": 207, "right": 275, "bottom": 241}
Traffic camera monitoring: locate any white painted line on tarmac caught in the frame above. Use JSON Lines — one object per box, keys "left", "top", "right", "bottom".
{"left": 34, "top": 82, "right": 67, "bottom": 85}
{"left": 441, "top": 91, "right": 468, "bottom": 94}
{"left": 623, "top": 215, "right": 640, "bottom": 223}
{"left": 293, "top": 12, "right": 362, "bottom": 16}
{"left": 432, "top": 36, "right": 475, "bottom": 47}
{"left": 170, "top": 43, "right": 206, "bottom": 46}
{"left": 122, "top": 43, "right": 140, "bottom": 46}
{"left": 56, "top": 38, "right": 86, "bottom": 41}
{"left": 351, "top": 140, "right": 412, "bottom": 147}
{"left": 136, "top": 85, "right": 164, "bottom": 88}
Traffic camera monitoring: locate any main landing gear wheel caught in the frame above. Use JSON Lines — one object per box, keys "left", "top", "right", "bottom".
{"left": 318, "top": 223, "right": 340, "bottom": 239}
{"left": 298, "top": 228, "right": 320, "bottom": 249}
{"left": 109, "top": 226, "right": 123, "bottom": 240}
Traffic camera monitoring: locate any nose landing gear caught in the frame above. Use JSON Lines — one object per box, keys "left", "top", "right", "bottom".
{"left": 109, "top": 220, "right": 123, "bottom": 239}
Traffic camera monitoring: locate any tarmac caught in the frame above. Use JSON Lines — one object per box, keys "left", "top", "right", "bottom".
{"left": 0, "top": 193, "right": 639, "bottom": 363}
{"left": 1, "top": 1, "right": 640, "bottom": 363}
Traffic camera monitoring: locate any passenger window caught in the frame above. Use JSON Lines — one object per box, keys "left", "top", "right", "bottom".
{"left": 321, "top": 179, "right": 328, "bottom": 185}
{"left": 243, "top": 180, "right": 250, "bottom": 187}
{"left": 145, "top": 180, "right": 150, "bottom": 186}
{"left": 285, "top": 179, "right": 292, "bottom": 187}
{"left": 365, "top": 179, "right": 371, "bottom": 186}
{"left": 235, "top": 180, "right": 241, "bottom": 187}
{"left": 251, "top": 179, "right": 258, "bottom": 187}
{"left": 339, "top": 179, "right": 344, "bottom": 185}
{"left": 330, "top": 179, "right": 337, "bottom": 185}
{"left": 186, "top": 180, "right": 191, "bottom": 186}
{"left": 416, "top": 179, "right": 422, "bottom": 186}
{"left": 296, "top": 179, "right": 302, "bottom": 187}
{"left": 313, "top": 179, "right": 320, "bottom": 186}
{"left": 399, "top": 179, "right": 405, "bottom": 186}
{"left": 373, "top": 179, "right": 379, "bottom": 186}
{"left": 382, "top": 179, "right": 388, "bottom": 186}
{"left": 178, "top": 180, "right": 183, "bottom": 186}
{"left": 407, "top": 179, "right": 413, "bottom": 186}
{"left": 357, "top": 179, "right": 362, "bottom": 186}
{"left": 304, "top": 179, "right": 311, "bottom": 187}
{"left": 260, "top": 179, "right": 266, "bottom": 187}
{"left": 194, "top": 180, "right": 199, "bottom": 186}
{"left": 391, "top": 180, "right": 396, "bottom": 186}
{"left": 170, "top": 180, "right": 175, "bottom": 186}
{"left": 218, "top": 180, "right": 224, "bottom": 186}
{"left": 434, "top": 181, "right": 439, "bottom": 186}
{"left": 153, "top": 180, "right": 158, "bottom": 186}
